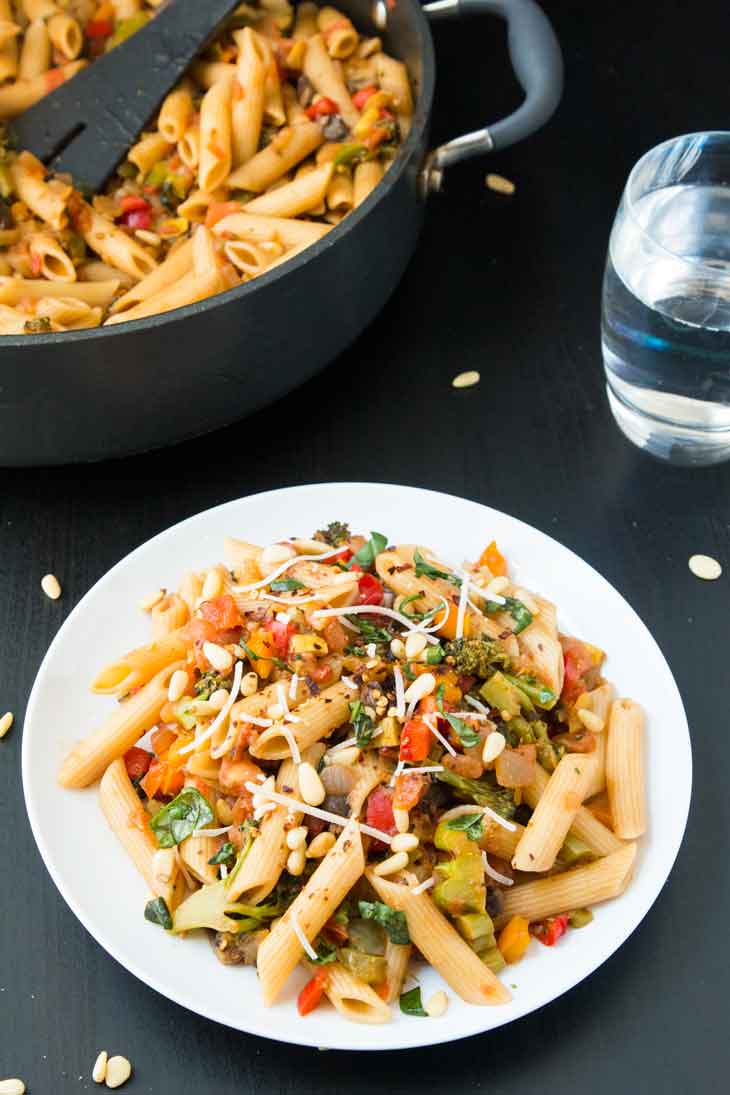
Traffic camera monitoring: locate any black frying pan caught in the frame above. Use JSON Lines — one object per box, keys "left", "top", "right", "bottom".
{"left": 0, "top": 0, "right": 562, "bottom": 465}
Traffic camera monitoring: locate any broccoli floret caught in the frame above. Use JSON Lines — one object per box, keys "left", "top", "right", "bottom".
{"left": 445, "top": 638, "right": 511, "bottom": 679}
{"left": 195, "top": 670, "right": 232, "bottom": 699}
{"left": 315, "top": 520, "right": 351, "bottom": 547}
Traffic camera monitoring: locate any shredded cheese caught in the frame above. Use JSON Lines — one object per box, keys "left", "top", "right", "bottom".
{"left": 393, "top": 664, "right": 406, "bottom": 718}
{"left": 454, "top": 569, "right": 469, "bottom": 640}
{"left": 482, "top": 850, "right": 513, "bottom": 887}
{"left": 389, "top": 760, "right": 404, "bottom": 787}
{"left": 279, "top": 723, "right": 301, "bottom": 765}
{"left": 234, "top": 713, "right": 274, "bottom": 728}
{"left": 311, "top": 604, "right": 440, "bottom": 644}
{"left": 464, "top": 694, "right": 491, "bottom": 717}
{"left": 243, "top": 783, "right": 394, "bottom": 843}
{"left": 232, "top": 545, "right": 344, "bottom": 593}
{"left": 179, "top": 659, "right": 243, "bottom": 756}
{"left": 449, "top": 711, "right": 489, "bottom": 721}
{"left": 421, "top": 713, "right": 458, "bottom": 757}
{"left": 291, "top": 909, "right": 318, "bottom": 961}
{"left": 328, "top": 727, "right": 382, "bottom": 754}
{"left": 289, "top": 673, "right": 299, "bottom": 700}
{"left": 366, "top": 642, "right": 376, "bottom": 658}
{"left": 254, "top": 802, "right": 277, "bottom": 821}
{"left": 340, "top": 675, "right": 358, "bottom": 690}
{"left": 411, "top": 876, "right": 436, "bottom": 895}
{"left": 483, "top": 805, "right": 517, "bottom": 832}
{"left": 191, "top": 825, "right": 232, "bottom": 838}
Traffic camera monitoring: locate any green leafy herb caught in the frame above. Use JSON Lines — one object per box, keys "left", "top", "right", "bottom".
{"left": 240, "top": 640, "right": 287, "bottom": 670}
{"left": 349, "top": 531, "right": 388, "bottom": 571}
{"left": 435, "top": 686, "right": 481, "bottom": 748}
{"left": 144, "top": 896, "right": 173, "bottom": 930}
{"left": 310, "top": 938, "right": 338, "bottom": 964}
{"left": 269, "top": 578, "right": 306, "bottom": 593}
{"left": 345, "top": 614, "right": 391, "bottom": 645}
{"left": 358, "top": 900, "right": 410, "bottom": 945}
{"left": 397, "top": 593, "right": 440, "bottom": 625}
{"left": 315, "top": 520, "right": 351, "bottom": 546}
{"left": 485, "top": 596, "right": 533, "bottom": 635}
{"left": 413, "top": 548, "right": 461, "bottom": 588}
{"left": 208, "top": 841, "right": 236, "bottom": 867}
{"left": 150, "top": 788, "right": 214, "bottom": 849}
{"left": 399, "top": 986, "right": 427, "bottom": 1017}
{"left": 195, "top": 670, "right": 233, "bottom": 700}
{"left": 425, "top": 643, "right": 445, "bottom": 665}
{"left": 349, "top": 699, "right": 375, "bottom": 747}
{"left": 445, "top": 813, "right": 485, "bottom": 841}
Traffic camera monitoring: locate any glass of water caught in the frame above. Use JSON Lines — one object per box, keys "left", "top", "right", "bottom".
{"left": 602, "top": 132, "right": 730, "bottom": 465}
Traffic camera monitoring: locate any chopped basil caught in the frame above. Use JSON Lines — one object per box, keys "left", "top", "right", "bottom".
{"left": 149, "top": 788, "right": 214, "bottom": 849}
{"left": 358, "top": 900, "right": 410, "bottom": 945}
{"left": 349, "top": 699, "right": 375, "bottom": 747}
{"left": 349, "top": 531, "right": 388, "bottom": 571}
{"left": 345, "top": 614, "right": 391, "bottom": 645}
{"left": 485, "top": 596, "right": 533, "bottom": 635}
{"left": 436, "top": 686, "right": 481, "bottom": 748}
{"left": 240, "top": 639, "right": 287, "bottom": 670}
{"left": 269, "top": 578, "right": 306, "bottom": 593}
{"left": 445, "top": 812, "right": 484, "bottom": 841}
{"left": 310, "top": 938, "right": 338, "bottom": 964}
{"left": 398, "top": 593, "right": 440, "bottom": 625}
{"left": 208, "top": 841, "right": 236, "bottom": 867}
{"left": 144, "top": 896, "right": 173, "bottom": 930}
{"left": 413, "top": 549, "right": 461, "bottom": 588}
{"left": 399, "top": 986, "right": 427, "bottom": 1016}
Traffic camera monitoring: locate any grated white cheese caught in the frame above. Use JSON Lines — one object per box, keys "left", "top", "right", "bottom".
{"left": 254, "top": 802, "right": 277, "bottom": 821}
{"left": 235, "top": 713, "right": 274, "bottom": 728}
{"left": 243, "top": 783, "right": 393, "bottom": 843}
{"left": 232, "top": 545, "right": 344, "bottom": 593}
{"left": 179, "top": 659, "right": 243, "bottom": 756}
{"left": 276, "top": 612, "right": 291, "bottom": 624}
{"left": 464, "top": 694, "right": 491, "bottom": 717}
{"left": 454, "top": 569, "right": 469, "bottom": 640}
{"left": 279, "top": 722, "right": 301, "bottom": 765}
{"left": 389, "top": 760, "right": 404, "bottom": 787}
{"left": 449, "top": 711, "right": 489, "bottom": 721}
{"left": 340, "top": 675, "right": 358, "bottom": 690}
{"left": 291, "top": 909, "right": 318, "bottom": 961}
{"left": 393, "top": 664, "right": 406, "bottom": 718}
{"left": 328, "top": 726, "right": 382, "bottom": 754}
{"left": 482, "top": 850, "right": 513, "bottom": 887}
{"left": 421, "top": 714, "right": 457, "bottom": 757}
{"left": 219, "top": 863, "right": 228, "bottom": 879}
{"left": 411, "top": 875, "right": 436, "bottom": 895}
{"left": 483, "top": 805, "right": 517, "bottom": 832}
{"left": 311, "top": 604, "right": 440, "bottom": 643}
{"left": 191, "top": 825, "right": 232, "bottom": 838}
{"left": 289, "top": 673, "right": 299, "bottom": 700}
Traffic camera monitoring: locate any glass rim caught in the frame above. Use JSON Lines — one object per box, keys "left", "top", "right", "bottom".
{"left": 624, "top": 130, "right": 730, "bottom": 273}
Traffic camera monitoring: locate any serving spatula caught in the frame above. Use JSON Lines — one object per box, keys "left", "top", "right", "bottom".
{"left": 9, "top": 0, "right": 242, "bottom": 194}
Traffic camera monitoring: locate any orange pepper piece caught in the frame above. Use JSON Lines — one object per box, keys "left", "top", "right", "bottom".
{"left": 245, "top": 627, "right": 276, "bottom": 678}
{"left": 478, "top": 540, "right": 508, "bottom": 577}
{"left": 435, "top": 602, "right": 470, "bottom": 641}
{"left": 497, "top": 915, "right": 531, "bottom": 964}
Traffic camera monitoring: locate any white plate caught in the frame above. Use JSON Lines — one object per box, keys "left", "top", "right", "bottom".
{"left": 22, "top": 483, "right": 691, "bottom": 1051}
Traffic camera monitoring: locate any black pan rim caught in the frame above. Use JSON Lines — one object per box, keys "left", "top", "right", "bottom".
{"left": 0, "top": 1, "right": 436, "bottom": 350}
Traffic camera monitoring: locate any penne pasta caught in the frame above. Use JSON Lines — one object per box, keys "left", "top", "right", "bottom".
{"left": 383, "top": 940, "right": 411, "bottom": 1004}
{"left": 18, "top": 18, "right": 50, "bottom": 81}
{"left": 27, "top": 231, "right": 76, "bottom": 281}
{"left": 108, "top": 238, "right": 193, "bottom": 316}
{"left": 226, "top": 121, "right": 324, "bottom": 192}
{"left": 0, "top": 61, "right": 85, "bottom": 117}
{"left": 242, "top": 162, "right": 334, "bottom": 217}
{"left": 9, "top": 151, "right": 71, "bottom": 231}
{"left": 99, "top": 758, "right": 171, "bottom": 894}
{"left": 606, "top": 698, "right": 647, "bottom": 839}
{"left": 212, "top": 211, "right": 330, "bottom": 249}
{"left": 128, "top": 131, "right": 173, "bottom": 177}
{"left": 232, "top": 27, "right": 267, "bottom": 166}
{"left": 47, "top": 12, "right": 82, "bottom": 60}
{"left": 0, "top": 276, "right": 119, "bottom": 306}
{"left": 353, "top": 160, "right": 383, "bottom": 207}
{"left": 513, "top": 755, "right": 596, "bottom": 872}
{"left": 317, "top": 961, "right": 391, "bottom": 1023}
{"left": 91, "top": 629, "right": 190, "bottom": 696}
{"left": 158, "top": 83, "right": 194, "bottom": 144}
{"left": 74, "top": 200, "right": 158, "bottom": 281}
{"left": 302, "top": 32, "right": 358, "bottom": 127}
{"left": 150, "top": 593, "right": 189, "bottom": 639}
{"left": 198, "top": 75, "right": 233, "bottom": 192}
{"left": 524, "top": 762, "right": 624, "bottom": 857}
{"left": 250, "top": 678, "right": 355, "bottom": 759}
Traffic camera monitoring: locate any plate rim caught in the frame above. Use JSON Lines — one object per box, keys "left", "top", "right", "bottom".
{"left": 21, "top": 481, "right": 692, "bottom": 1051}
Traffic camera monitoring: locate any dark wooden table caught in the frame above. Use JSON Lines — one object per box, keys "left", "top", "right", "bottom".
{"left": 2, "top": 0, "right": 728, "bottom": 1090}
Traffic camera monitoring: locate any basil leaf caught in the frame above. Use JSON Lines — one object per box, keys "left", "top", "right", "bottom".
{"left": 358, "top": 900, "right": 411, "bottom": 945}
{"left": 435, "top": 685, "right": 481, "bottom": 748}
{"left": 150, "top": 788, "right": 214, "bottom": 849}
{"left": 208, "top": 841, "right": 236, "bottom": 866}
{"left": 445, "top": 813, "right": 485, "bottom": 841}
{"left": 144, "top": 896, "right": 172, "bottom": 930}
{"left": 349, "top": 530, "right": 388, "bottom": 570}
{"left": 240, "top": 639, "right": 287, "bottom": 670}
{"left": 485, "top": 596, "right": 533, "bottom": 635}
{"left": 413, "top": 549, "right": 462, "bottom": 588}
{"left": 310, "top": 938, "right": 338, "bottom": 965}
{"left": 269, "top": 578, "right": 306, "bottom": 593}
{"left": 398, "top": 593, "right": 440, "bottom": 625}
{"left": 345, "top": 614, "right": 391, "bottom": 645}
{"left": 399, "top": 986, "right": 427, "bottom": 1016}
{"left": 349, "top": 699, "right": 375, "bottom": 747}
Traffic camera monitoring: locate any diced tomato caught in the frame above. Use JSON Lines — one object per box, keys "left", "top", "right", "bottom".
{"left": 352, "top": 85, "right": 378, "bottom": 110}
{"left": 365, "top": 786, "right": 396, "bottom": 834}
{"left": 124, "top": 746, "right": 152, "bottom": 782}
{"left": 204, "top": 200, "right": 243, "bottom": 229}
{"left": 199, "top": 594, "right": 243, "bottom": 631}
{"left": 393, "top": 771, "right": 425, "bottom": 811}
{"left": 298, "top": 969, "right": 328, "bottom": 1016}
{"left": 269, "top": 616, "right": 295, "bottom": 658}
{"left": 364, "top": 126, "right": 389, "bottom": 151}
{"left": 119, "top": 195, "right": 151, "bottom": 213}
{"left": 309, "top": 661, "right": 332, "bottom": 684}
{"left": 329, "top": 547, "right": 353, "bottom": 564}
{"left": 478, "top": 539, "right": 508, "bottom": 577}
{"left": 357, "top": 573, "right": 384, "bottom": 605}
{"left": 305, "top": 96, "right": 338, "bottom": 119}
{"left": 85, "top": 18, "right": 114, "bottom": 39}
{"left": 140, "top": 759, "right": 185, "bottom": 799}
{"left": 399, "top": 718, "right": 431, "bottom": 763}
{"left": 533, "top": 914, "right": 569, "bottom": 947}
{"left": 150, "top": 727, "right": 177, "bottom": 756}
{"left": 120, "top": 208, "right": 151, "bottom": 229}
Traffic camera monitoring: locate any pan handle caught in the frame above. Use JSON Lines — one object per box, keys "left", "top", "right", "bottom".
{"left": 418, "top": 0, "right": 563, "bottom": 192}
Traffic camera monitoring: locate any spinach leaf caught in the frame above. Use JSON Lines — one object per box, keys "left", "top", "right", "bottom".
{"left": 345, "top": 614, "right": 391, "bottom": 645}
{"left": 398, "top": 593, "right": 441, "bottom": 625}
{"left": 413, "top": 549, "right": 461, "bottom": 588}
{"left": 358, "top": 900, "right": 410, "bottom": 945}
{"left": 240, "top": 639, "right": 287, "bottom": 670}
{"left": 399, "top": 986, "right": 427, "bottom": 1016}
{"left": 144, "top": 896, "right": 173, "bottom": 930}
{"left": 208, "top": 841, "right": 236, "bottom": 867}
{"left": 349, "top": 700, "right": 375, "bottom": 747}
{"left": 485, "top": 596, "right": 533, "bottom": 635}
{"left": 445, "top": 813, "right": 485, "bottom": 841}
{"left": 269, "top": 578, "right": 306, "bottom": 593}
{"left": 349, "top": 531, "right": 388, "bottom": 570}
{"left": 150, "top": 788, "right": 214, "bottom": 848}
{"left": 436, "top": 686, "right": 481, "bottom": 748}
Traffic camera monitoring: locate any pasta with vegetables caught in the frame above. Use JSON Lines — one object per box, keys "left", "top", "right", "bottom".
{"left": 60, "top": 522, "right": 644, "bottom": 1022}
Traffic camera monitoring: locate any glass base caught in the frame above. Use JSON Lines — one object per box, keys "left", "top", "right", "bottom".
{"left": 606, "top": 382, "right": 730, "bottom": 466}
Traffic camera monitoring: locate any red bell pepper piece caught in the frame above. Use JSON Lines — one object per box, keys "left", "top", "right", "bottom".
{"left": 399, "top": 718, "right": 431, "bottom": 763}
{"left": 124, "top": 746, "right": 152, "bottom": 782}
{"left": 533, "top": 914, "right": 569, "bottom": 946}
{"left": 352, "top": 85, "right": 378, "bottom": 110}
{"left": 356, "top": 573, "right": 384, "bottom": 605}
{"left": 305, "top": 96, "right": 338, "bottom": 119}
{"left": 297, "top": 969, "right": 328, "bottom": 1015}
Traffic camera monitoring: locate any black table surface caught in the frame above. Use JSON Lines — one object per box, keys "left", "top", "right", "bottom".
{"left": 2, "top": 0, "right": 728, "bottom": 1090}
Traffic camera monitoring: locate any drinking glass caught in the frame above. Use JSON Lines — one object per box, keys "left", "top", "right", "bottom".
{"left": 602, "top": 132, "right": 730, "bottom": 465}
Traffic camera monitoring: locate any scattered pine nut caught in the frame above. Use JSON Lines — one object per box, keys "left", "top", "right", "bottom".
{"left": 286, "top": 825, "right": 308, "bottom": 851}
{"left": 0, "top": 1081, "right": 25, "bottom": 1095}
{"left": 92, "top": 1050, "right": 108, "bottom": 1084}
{"left": 306, "top": 831, "right": 336, "bottom": 858}
{"left": 425, "top": 990, "right": 449, "bottom": 1018}
{"left": 577, "top": 708, "right": 605, "bottom": 734}
{"left": 287, "top": 845, "right": 306, "bottom": 876}
{"left": 373, "top": 850, "right": 409, "bottom": 876}
{"left": 203, "top": 641, "right": 233, "bottom": 673}
{"left": 0, "top": 712, "right": 13, "bottom": 740}
{"left": 451, "top": 370, "right": 480, "bottom": 389}
{"left": 393, "top": 807, "right": 410, "bottom": 833}
{"left": 261, "top": 542, "right": 297, "bottom": 569}
{"left": 240, "top": 671, "right": 258, "bottom": 697}
{"left": 391, "top": 832, "right": 419, "bottom": 853}
{"left": 331, "top": 746, "right": 360, "bottom": 767}
{"left": 41, "top": 573, "right": 62, "bottom": 600}
{"left": 104, "top": 1056, "right": 132, "bottom": 1089}
{"left": 486, "top": 172, "right": 515, "bottom": 195}
{"left": 208, "top": 688, "right": 230, "bottom": 711}
{"left": 482, "top": 730, "right": 506, "bottom": 765}
{"left": 688, "top": 554, "right": 722, "bottom": 580}
{"left": 390, "top": 638, "right": 406, "bottom": 659}
{"left": 298, "top": 761, "right": 326, "bottom": 806}
{"left": 139, "top": 588, "right": 164, "bottom": 612}
{"left": 405, "top": 631, "right": 428, "bottom": 660}
{"left": 167, "top": 668, "right": 189, "bottom": 703}
{"left": 403, "top": 672, "right": 436, "bottom": 705}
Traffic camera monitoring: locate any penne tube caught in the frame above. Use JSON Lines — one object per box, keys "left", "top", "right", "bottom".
{"left": 302, "top": 33, "right": 357, "bottom": 127}
{"left": 150, "top": 593, "right": 189, "bottom": 639}
{"left": 512, "top": 755, "right": 596, "bottom": 872}
{"left": 111, "top": 0, "right": 142, "bottom": 17}
{"left": 317, "top": 6, "right": 358, "bottom": 59}
{"left": 577, "top": 682, "right": 614, "bottom": 798}
{"left": 91, "top": 629, "right": 190, "bottom": 696}
{"left": 0, "top": 61, "right": 86, "bottom": 117}
{"left": 242, "top": 162, "right": 333, "bottom": 217}
{"left": 178, "top": 122, "right": 201, "bottom": 171}
{"left": 9, "top": 151, "right": 71, "bottom": 230}
{"left": 383, "top": 940, "right": 411, "bottom": 1004}
{"left": 47, "top": 12, "right": 82, "bottom": 60}
{"left": 191, "top": 223, "right": 219, "bottom": 276}
{"left": 226, "top": 121, "right": 324, "bottom": 192}
{"left": 77, "top": 260, "right": 129, "bottom": 285}
{"left": 0, "top": 276, "right": 119, "bottom": 306}
{"left": 261, "top": 35, "right": 285, "bottom": 126}
{"left": 179, "top": 833, "right": 219, "bottom": 885}
{"left": 60, "top": 660, "right": 186, "bottom": 788}
{"left": 18, "top": 18, "right": 50, "bottom": 80}
{"left": 177, "top": 569, "right": 204, "bottom": 614}
{"left": 231, "top": 27, "right": 267, "bottom": 166}
{"left": 353, "top": 159, "right": 383, "bottom": 207}
{"left": 104, "top": 266, "right": 223, "bottom": 325}
{"left": 21, "top": 0, "right": 58, "bottom": 18}
{"left": 191, "top": 60, "right": 236, "bottom": 90}
{"left": 177, "top": 188, "right": 222, "bottom": 223}
{"left": 375, "top": 52, "right": 413, "bottom": 135}
{"left": 257, "top": 822, "right": 364, "bottom": 1004}
{"left": 283, "top": 81, "right": 308, "bottom": 125}
{"left": 74, "top": 200, "right": 157, "bottom": 281}
{"left": 347, "top": 753, "right": 387, "bottom": 818}
{"left": 0, "top": 0, "right": 17, "bottom": 81}
{"left": 316, "top": 961, "right": 391, "bottom": 1023}
{"left": 223, "top": 536, "right": 263, "bottom": 582}
{"left": 524, "top": 763, "right": 624, "bottom": 857}
{"left": 357, "top": 36, "right": 381, "bottom": 59}
{"left": 128, "top": 131, "right": 172, "bottom": 177}
{"left": 108, "top": 238, "right": 193, "bottom": 315}
{"left": 479, "top": 817, "right": 524, "bottom": 861}
{"left": 606, "top": 698, "right": 646, "bottom": 839}
{"left": 0, "top": 303, "right": 27, "bottom": 334}
{"left": 0, "top": 21, "right": 20, "bottom": 50}
{"left": 99, "top": 758, "right": 177, "bottom": 895}
{"left": 212, "top": 211, "right": 329, "bottom": 249}
{"left": 495, "top": 843, "right": 637, "bottom": 928}
{"left": 35, "top": 296, "right": 101, "bottom": 330}
{"left": 366, "top": 871, "right": 511, "bottom": 1006}
{"left": 198, "top": 75, "right": 233, "bottom": 192}
{"left": 250, "top": 678, "right": 355, "bottom": 760}
{"left": 158, "top": 83, "right": 194, "bottom": 144}
{"left": 293, "top": 1, "right": 318, "bottom": 39}
{"left": 27, "top": 230, "right": 76, "bottom": 281}
{"left": 185, "top": 750, "right": 221, "bottom": 782}
{"left": 326, "top": 170, "right": 353, "bottom": 212}
{"left": 223, "top": 237, "right": 283, "bottom": 277}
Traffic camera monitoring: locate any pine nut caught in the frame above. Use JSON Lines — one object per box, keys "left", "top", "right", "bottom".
{"left": 514, "top": 588, "right": 539, "bottom": 616}
{"left": 104, "top": 1056, "right": 132, "bottom": 1089}
{"left": 152, "top": 848, "right": 176, "bottom": 888}
{"left": 0, "top": 1082, "right": 25, "bottom": 1095}
{"left": 390, "top": 638, "right": 405, "bottom": 659}
{"left": 209, "top": 688, "right": 230, "bottom": 711}
{"left": 451, "top": 370, "right": 480, "bottom": 389}
{"left": 92, "top": 1051, "right": 108, "bottom": 1083}
{"left": 298, "top": 761, "right": 326, "bottom": 806}
{"left": 287, "top": 846, "right": 306, "bottom": 876}
{"left": 261, "top": 543, "right": 297, "bottom": 569}
{"left": 139, "top": 588, "right": 164, "bottom": 612}
{"left": 332, "top": 746, "right": 360, "bottom": 766}
{"left": 41, "top": 573, "right": 61, "bottom": 600}
{"left": 286, "top": 825, "right": 308, "bottom": 850}
{"left": 202, "top": 568, "right": 223, "bottom": 600}
{"left": 393, "top": 807, "right": 410, "bottom": 833}
{"left": 167, "top": 668, "right": 189, "bottom": 703}
{"left": 216, "top": 798, "right": 233, "bottom": 825}
{"left": 307, "top": 831, "right": 336, "bottom": 858}
{"left": 0, "top": 711, "right": 13, "bottom": 740}
{"left": 391, "top": 832, "right": 419, "bottom": 853}
{"left": 405, "top": 632, "right": 427, "bottom": 660}
{"left": 425, "top": 990, "right": 449, "bottom": 1018}
{"left": 688, "top": 553, "right": 722, "bottom": 580}
{"left": 403, "top": 672, "right": 436, "bottom": 705}
{"left": 485, "top": 172, "right": 515, "bottom": 195}
{"left": 482, "top": 730, "right": 506, "bottom": 764}
{"left": 203, "top": 641, "right": 233, "bottom": 672}
{"left": 485, "top": 576, "right": 509, "bottom": 596}
{"left": 577, "top": 708, "right": 605, "bottom": 734}
{"left": 241, "top": 671, "right": 258, "bottom": 697}
{"left": 373, "top": 851, "right": 409, "bottom": 877}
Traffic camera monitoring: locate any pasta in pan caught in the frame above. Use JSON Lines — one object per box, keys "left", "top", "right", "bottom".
{"left": 0, "top": 1, "right": 413, "bottom": 333}
{"left": 60, "top": 520, "right": 646, "bottom": 1023}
